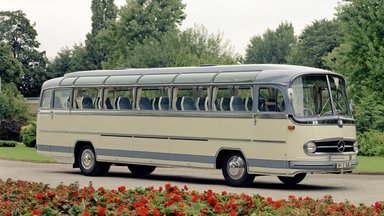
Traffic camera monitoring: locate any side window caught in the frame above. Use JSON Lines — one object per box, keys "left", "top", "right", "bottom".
{"left": 74, "top": 88, "right": 100, "bottom": 110}
{"left": 53, "top": 89, "right": 71, "bottom": 110}
{"left": 258, "top": 87, "right": 285, "bottom": 112}
{"left": 137, "top": 87, "right": 170, "bottom": 111}
{"left": 213, "top": 85, "right": 252, "bottom": 112}
{"left": 104, "top": 87, "right": 134, "bottom": 110}
{"left": 40, "top": 89, "right": 52, "bottom": 109}
{"left": 174, "top": 86, "right": 209, "bottom": 111}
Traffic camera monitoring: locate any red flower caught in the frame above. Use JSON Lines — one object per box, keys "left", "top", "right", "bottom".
{"left": 208, "top": 197, "right": 217, "bottom": 206}
{"left": 165, "top": 183, "right": 172, "bottom": 191}
{"left": 222, "top": 191, "right": 227, "bottom": 195}
{"left": 35, "top": 193, "right": 45, "bottom": 199}
{"left": 153, "top": 208, "right": 161, "bottom": 216}
{"left": 230, "top": 209, "right": 237, "bottom": 216}
{"left": 98, "top": 187, "right": 105, "bottom": 193}
{"left": 375, "top": 201, "right": 382, "bottom": 212}
{"left": 274, "top": 201, "right": 282, "bottom": 208}
{"left": 98, "top": 207, "right": 107, "bottom": 216}
{"left": 82, "top": 212, "right": 91, "bottom": 216}
{"left": 118, "top": 186, "right": 126, "bottom": 193}
{"left": 174, "top": 195, "right": 181, "bottom": 202}
{"left": 32, "top": 209, "right": 41, "bottom": 215}
{"left": 183, "top": 185, "right": 189, "bottom": 191}
{"left": 47, "top": 191, "right": 56, "bottom": 199}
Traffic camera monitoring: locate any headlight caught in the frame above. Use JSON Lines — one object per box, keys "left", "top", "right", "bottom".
{"left": 304, "top": 142, "right": 317, "bottom": 154}
{"left": 353, "top": 142, "right": 358, "bottom": 153}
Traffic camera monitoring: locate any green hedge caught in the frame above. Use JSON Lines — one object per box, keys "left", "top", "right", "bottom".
{"left": 0, "top": 140, "right": 17, "bottom": 147}
{"left": 20, "top": 122, "right": 36, "bottom": 148}
{"left": 357, "top": 131, "right": 384, "bottom": 157}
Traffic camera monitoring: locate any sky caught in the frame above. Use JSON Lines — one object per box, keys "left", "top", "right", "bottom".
{"left": 0, "top": 0, "right": 340, "bottom": 59}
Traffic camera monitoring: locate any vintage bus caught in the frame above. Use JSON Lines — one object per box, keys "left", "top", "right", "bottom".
{"left": 37, "top": 64, "right": 358, "bottom": 187}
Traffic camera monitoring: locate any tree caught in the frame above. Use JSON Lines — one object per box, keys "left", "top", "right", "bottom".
{"left": 0, "top": 10, "right": 48, "bottom": 96}
{"left": 100, "top": 0, "right": 186, "bottom": 68}
{"left": 324, "top": 0, "right": 384, "bottom": 133}
{"left": 287, "top": 19, "right": 343, "bottom": 69}
{"left": 0, "top": 42, "right": 23, "bottom": 84}
{"left": 244, "top": 22, "right": 296, "bottom": 64}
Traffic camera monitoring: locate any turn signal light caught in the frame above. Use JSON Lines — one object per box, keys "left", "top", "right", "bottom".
{"left": 288, "top": 125, "right": 295, "bottom": 130}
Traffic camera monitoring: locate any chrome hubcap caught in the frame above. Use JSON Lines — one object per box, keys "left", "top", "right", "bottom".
{"left": 227, "top": 156, "right": 246, "bottom": 180}
{"left": 81, "top": 149, "right": 95, "bottom": 170}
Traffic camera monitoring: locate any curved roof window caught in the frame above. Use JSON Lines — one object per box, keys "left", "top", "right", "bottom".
{"left": 74, "top": 76, "right": 108, "bottom": 86}
{"left": 138, "top": 74, "right": 177, "bottom": 84}
{"left": 105, "top": 75, "right": 140, "bottom": 85}
{"left": 60, "top": 77, "right": 77, "bottom": 86}
{"left": 213, "top": 71, "right": 259, "bottom": 83}
{"left": 174, "top": 73, "right": 216, "bottom": 84}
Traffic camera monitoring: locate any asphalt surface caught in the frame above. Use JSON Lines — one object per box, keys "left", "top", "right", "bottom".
{"left": 0, "top": 159, "right": 383, "bottom": 205}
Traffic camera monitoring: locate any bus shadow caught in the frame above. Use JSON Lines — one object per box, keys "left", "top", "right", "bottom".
{"left": 57, "top": 170, "right": 345, "bottom": 191}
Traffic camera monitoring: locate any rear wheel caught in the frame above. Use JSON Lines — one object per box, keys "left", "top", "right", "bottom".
{"left": 222, "top": 153, "right": 255, "bottom": 187}
{"left": 128, "top": 164, "right": 156, "bottom": 176}
{"left": 278, "top": 173, "right": 306, "bottom": 186}
{"left": 78, "top": 145, "right": 110, "bottom": 176}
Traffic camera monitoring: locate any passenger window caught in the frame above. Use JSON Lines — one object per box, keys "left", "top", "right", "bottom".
{"left": 53, "top": 89, "right": 71, "bottom": 110}
{"left": 213, "top": 85, "right": 252, "bottom": 112}
{"left": 137, "top": 87, "right": 170, "bottom": 111}
{"left": 258, "top": 87, "right": 285, "bottom": 112}
{"left": 174, "top": 86, "right": 209, "bottom": 111}
{"left": 74, "top": 88, "right": 100, "bottom": 110}
{"left": 40, "top": 89, "right": 52, "bottom": 109}
{"left": 104, "top": 87, "right": 134, "bottom": 110}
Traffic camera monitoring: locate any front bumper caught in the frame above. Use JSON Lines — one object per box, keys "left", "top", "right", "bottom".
{"left": 289, "top": 160, "right": 358, "bottom": 172}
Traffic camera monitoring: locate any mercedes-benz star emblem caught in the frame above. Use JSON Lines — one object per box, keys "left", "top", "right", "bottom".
{"left": 337, "top": 140, "right": 346, "bottom": 153}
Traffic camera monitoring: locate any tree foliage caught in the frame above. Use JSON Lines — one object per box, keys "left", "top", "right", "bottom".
{"left": 244, "top": 22, "right": 296, "bottom": 64}
{"left": 0, "top": 42, "right": 23, "bottom": 84}
{"left": 0, "top": 10, "right": 48, "bottom": 96}
{"left": 287, "top": 19, "right": 343, "bottom": 69}
{"left": 324, "top": 0, "right": 384, "bottom": 132}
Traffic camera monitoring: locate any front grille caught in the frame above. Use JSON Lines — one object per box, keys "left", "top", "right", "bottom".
{"left": 314, "top": 140, "right": 355, "bottom": 153}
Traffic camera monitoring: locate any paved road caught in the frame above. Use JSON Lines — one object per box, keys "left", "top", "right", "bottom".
{"left": 0, "top": 159, "right": 382, "bottom": 204}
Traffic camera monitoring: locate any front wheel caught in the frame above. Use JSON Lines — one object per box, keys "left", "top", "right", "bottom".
{"left": 222, "top": 154, "right": 255, "bottom": 187}
{"left": 128, "top": 164, "right": 156, "bottom": 176}
{"left": 78, "top": 145, "right": 110, "bottom": 176}
{"left": 278, "top": 173, "right": 306, "bottom": 186}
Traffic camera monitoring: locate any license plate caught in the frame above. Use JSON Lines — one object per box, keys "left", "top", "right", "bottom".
{"left": 336, "top": 162, "right": 352, "bottom": 169}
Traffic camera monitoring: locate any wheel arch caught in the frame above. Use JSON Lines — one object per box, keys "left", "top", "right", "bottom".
{"left": 215, "top": 148, "right": 247, "bottom": 169}
{"left": 73, "top": 140, "right": 94, "bottom": 168}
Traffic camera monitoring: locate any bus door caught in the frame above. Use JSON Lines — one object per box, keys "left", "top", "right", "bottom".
{"left": 252, "top": 86, "right": 288, "bottom": 169}
{"left": 49, "top": 88, "right": 72, "bottom": 154}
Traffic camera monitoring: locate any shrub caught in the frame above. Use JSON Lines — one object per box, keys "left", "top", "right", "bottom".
{"left": 0, "top": 119, "right": 26, "bottom": 141}
{"left": 357, "top": 130, "right": 384, "bottom": 157}
{"left": 20, "top": 121, "right": 36, "bottom": 148}
{"left": 0, "top": 140, "right": 17, "bottom": 147}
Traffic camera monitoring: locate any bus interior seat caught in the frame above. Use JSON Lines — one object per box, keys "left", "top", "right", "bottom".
{"left": 82, "top": 96, "right": 94, "bottom": 109}
{"left": 245, "top": 97, "right": 253, "bottom": 111}
{"left": 196, "top": 97, "right": 207, "bottom": 111}
{"left": 53, "top": 96, "right": 62, "bottom": 109}
{"left": 220, "top": 97, "right": 231, "bottom": 111}
{"left": 94, "top": 97, "right": 101, "bottom": 109}
{"left": 152, "top": 97, "right": 160, "bottom": 110}
{"left": 214, "top": 99, "right": 220, "bottom": 111}
{"left": 117, "top": 97, "right": 131, "bottom": 110}
{"left": 139, "top": 97, "right": 152, "bottom": 110}
{"left": 230, "top": 96, "right": 245, "bottom": 111}
{"left": 76, "top": 97, "right": 83, "bottom": 109}
{"left": 181, "top": 96, "right": 196, "bottom": 111}
{"left": 266, "top": 98, "right": 277, "bottom": 111}
{"left": 176, "top": 97, "right": 182, "bottom": 110}
{"left": 258, "top": 98, "right": 266, "bottom": 111}
{"left": 159, "top": 96, "right": 169, "bottom": 110}
{"left": 105, "top": 97, "right": 114, "bottom": 109}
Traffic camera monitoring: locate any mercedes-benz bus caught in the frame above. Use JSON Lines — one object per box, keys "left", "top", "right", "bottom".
{"left": 37, "top": 64, "right": 358, "bottom": 187}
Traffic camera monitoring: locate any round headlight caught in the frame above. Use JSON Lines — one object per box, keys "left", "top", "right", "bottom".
{"left": 304, "top": 142, "right": 317, "bottom": 154}
{"left": 353, "top": 142, "right": 358, "bottom": 153}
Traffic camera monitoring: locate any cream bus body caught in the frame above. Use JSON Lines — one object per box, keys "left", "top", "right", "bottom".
{"left": 37, "top": 64, "right": 357, "bottom": 187}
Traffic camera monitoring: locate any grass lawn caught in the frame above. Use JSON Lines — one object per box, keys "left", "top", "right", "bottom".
{"left": 355, "top": 156, "right": 384, "bottom": 173}
{"left": 0, "top": 144, "right": 54, "bottom": 162}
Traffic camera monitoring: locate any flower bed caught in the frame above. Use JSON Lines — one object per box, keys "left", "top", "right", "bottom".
{"left": 0, "top": 179, "right": 382, "bottom": 215}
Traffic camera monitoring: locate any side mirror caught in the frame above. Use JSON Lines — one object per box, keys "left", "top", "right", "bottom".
{"left": 287, "top": 88, "right": 294, "bottom": 101}
{"left": 349, "top": 99, "right": 354, "bottom": 112}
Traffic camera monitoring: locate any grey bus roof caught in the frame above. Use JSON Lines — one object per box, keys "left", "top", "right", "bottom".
{"left": 42, "top": 64, "right": 337, "bottom": 90}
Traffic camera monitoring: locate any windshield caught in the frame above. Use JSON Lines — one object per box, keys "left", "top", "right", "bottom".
{"left": 291, "top": 75, "right": 351, "bottom": 118}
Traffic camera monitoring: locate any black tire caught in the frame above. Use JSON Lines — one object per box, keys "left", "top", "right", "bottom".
{"left": 128, "top": 164, "right": 156, "bottom": 176}
{"left": 222, "top": 153, "right": 255, "bottom": 187}
{"left": 278, "top": 173, "right": 306, "bottom": 186}
{"left": 78, "top": 145, "right": 110, "bottom": 176}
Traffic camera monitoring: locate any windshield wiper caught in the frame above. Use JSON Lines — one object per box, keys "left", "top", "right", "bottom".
{"left": 317, "top": 98, "right": 330, "bottom": 118}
